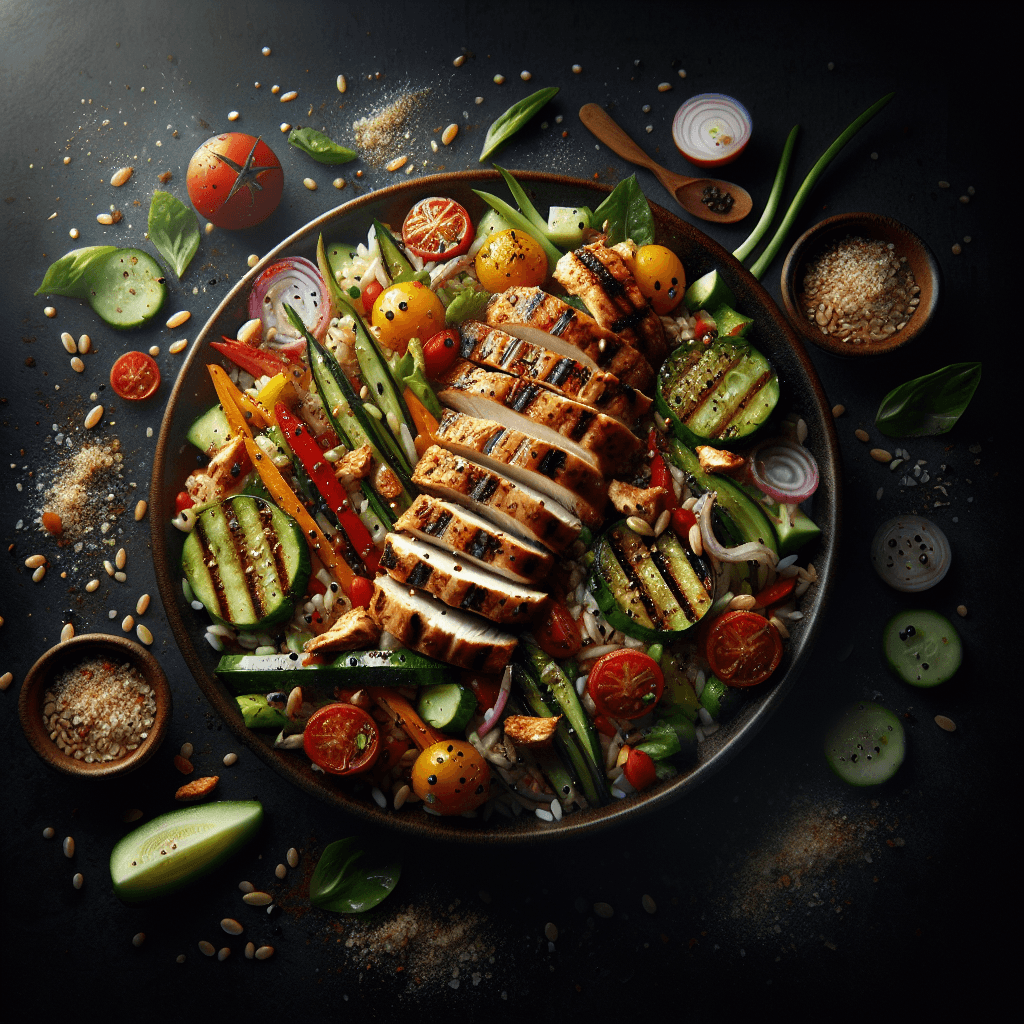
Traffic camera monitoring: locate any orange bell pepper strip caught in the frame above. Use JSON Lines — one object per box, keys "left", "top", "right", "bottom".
{"left": 373, "top": 689, "right": 443, "bottom": 752}
{"left": 403, "top": 387, "right": 439, "bottom": 459}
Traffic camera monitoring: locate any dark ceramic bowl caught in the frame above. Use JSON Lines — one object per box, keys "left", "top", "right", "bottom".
{"left": 19, "top": 633, "right": 171, "bottom": 777}
{"left": 151, "top": 171, "right": 840, "bottom": 842}
{"left": 780, "top": 212, "right": 940, "bottom": 357}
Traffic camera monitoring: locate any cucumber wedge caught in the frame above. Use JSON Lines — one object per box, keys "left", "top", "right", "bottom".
{"left": 181, "top": 495, "right": 310, "bottom": 631}
{"left": 656, "top": 338, "right": 779, "bottom": 448}
{"left": 87, "top": 248, "right": 168, "bottom": 328}
{"left": 110, "top": 801, "right": 263, "bottom": 903}
{"left": 683, "top": 269, "right": 736, "bottom": 312}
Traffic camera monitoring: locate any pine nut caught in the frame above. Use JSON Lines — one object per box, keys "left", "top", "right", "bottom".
{"left": 275, "top": 863, "right": 287, "bottom": 879}
{"left": 287, "top": 847, "right": 299, "bottom": 868}
{"left": 0, "top": 673, "right": 13, "bottom": 691}
{"left": 61, "top": 332, "right": 77, "bottom": 353}
{"left": 238, "top": 880, "right": 255, "bottom": 893}
{"left": 934, "top": 715, "right": 957, "bottom": 732}
{"left": 336, "top": 74, "right": 347, "bottom": 92}
{"left": 854, "top": 429, "right": 870, "bottom": 442}
{"left": 169, "top": 338, "right": 188, "bottom": 354}
{"left": 442, "top": 123, "right": 459, "bottom": 145}
{"left": 223, "top": 752, "right": 238, "bottom": 766}
{"left": 654, "top": 509, "right": 671, "bottom": 536}
{"left": 198, "top": 941, "right": 215, "bottom": 957}
{"left": 148, "top": 345, "right": 160, "bottom": 357}
{"left": 136, "top": 594, "right": 150, "bottom": 615}
{"left": 625, "top": 515, "right": 654, "bottom": 536}
{"left": 180, "top": 742, "right": 194, "bottom": 758}
{"left": 243, "top": 891, "right": 272, "bottom": 906}
{"left": 71, "top": 356, "right": 85, "bottom": 373}
{"left": 452, "top": 55, "right": 466, "bottom": 67}
{"left": 221, "top": 918, "right": 244, "bottom": 935}
{"left": 134, "top": 500, "right": 148, "bottom": 521}
{"left": 728, "top": 594, "right": 757, "bottom": 610}
{"left": 303, "top": 177, "right": 317, "bottom": 190}
{"left": 115, "top": 547, "right": 127, "bottom": 570}
{"left": 831, "top": 404, "right": 845, "bottom": 418}
{"left": 44, "top": 306, "right": 56, "bottom": 317}
{"left": 32, "top": 565, "right": 46, "bottom": 583}
{"left": 122, "top": 615, "right": 134, "bottom": 633}
{"left": 280, "top": 90, "right": 298, "bottom": 102}
{"left": 688, "top": 523, "right": 703, "bottom": 556}
{"left": 84, "top": 405, "right": 104, "bottom": 429}
{"left": 110, "top": 166, "right": 133, "bottom": 186}
{"left": 60, "top": 623, "right": 75, "bottom": 642}
{"left": 228, "top": 110, "right": 240, "bottom": 121}
{"left": 657, "top": 82, "right": 672, "bottom": 92}
{"left": 137, "top": 624, "right": 154, "bottom": 645}
{"left": 642, "top": 894, "right": 657, "bottom": 914}
{"left": 132, "top": 932, "right": 145, "bottom": 946}
{"left": 236, "top": 318, "right": 262, "bottom": 345}
{"left": 73, "top": 873, "right": 84, "bottom": 889}
{"left": 114, "top": 571, "right": 127, "bottom": 583}
{"left": 104, "top": 560, "right": 115, "bottom": 577}
{"left": 63, "top": 836, "right": 75, "bottom": 857}
{"left": 386, "top": 156, "right": 407, "bottom": 172}
{"left": 255, "top": 946, "right": 275, "bottom": 960}
{"left": 493, "top": 74, "right": 505, "bottom": 84}
{"left": 870, "top": 448, "right": 893, "bottom": 463}
{"left": 245, "top": 942, "right": 256, "bottom": 959}
{"left": 25, "top": 554, "right": 46, "bottom": 569}
{"left": 96, "top": 213, "right": 114, "bottom": 225}
{"left": 165, "top": 310, "right": 190, "bottom": 329}
{"left": 78, "top": 335, "right": 91, "bottom": 353}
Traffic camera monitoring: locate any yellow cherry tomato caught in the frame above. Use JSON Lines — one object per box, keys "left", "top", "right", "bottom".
{"left": 411, "top": 739, "right": 490, "bottom": 815}
{"left": 631, "top": 244, "right": 686, "bottom": 315}
{"left": 370, "top": 280, "right": 446, "bottom": 355}
{"left": 474, "top": 228, "right": 548, "bottom": 292}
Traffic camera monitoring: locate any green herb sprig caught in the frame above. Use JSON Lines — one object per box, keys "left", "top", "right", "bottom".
{"left": 148, "top": 190, "right": 200, "bottom": 278}
{"left": 309, "top": 838, "right": 401, "bottom": 913}
{"left": 288, "top": 127, "right": 358, "bottom": 164}
{"left": 479, "top": 87, "right": 558, "bottom": 162}
{"left": 875, "top": 363, "right": 982, "bottom": 437}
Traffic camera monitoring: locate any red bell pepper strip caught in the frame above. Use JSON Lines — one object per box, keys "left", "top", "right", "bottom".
{"left": 275, "top": 402, "right": 380, "bottom": 572}
{"left": 211, "top": 338, "right": 297, "bottom": 378}
{"left": 647, "top": 429, "right": 678, "bottom": 509}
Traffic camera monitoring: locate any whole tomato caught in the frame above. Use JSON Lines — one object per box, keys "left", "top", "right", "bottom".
{"left": 186, "top": 133, "right": 283, "bottom": 229}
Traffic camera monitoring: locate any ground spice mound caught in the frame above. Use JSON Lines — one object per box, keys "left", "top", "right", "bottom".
{"left": 343, "top": 901, "right": 497, "bottom": 993}
{"left": 40, "top": 439, "right": 123, "bottom": 544}
{"left": 352, "top": 87, "right": 431, "bottom": 167}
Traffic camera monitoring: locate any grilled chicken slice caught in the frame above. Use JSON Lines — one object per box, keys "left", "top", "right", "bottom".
{"left": 456, "top": 321, "right": 652, "bottom": 424}
{"left": 302, "top": 607, "right": 381, "bottom": 654}
{"left": 436, "top": 360, "right": 641, "bottom": 476}
{"left": 395, "top": 494, "right": 554, "bottom": 584}
{"left": 412, "top": 445, "right": 581, "bottom": 553}
{"left": 553, "top": 243, "right": 669, "bottom": 367}
{"left": 380, "top": 532, "right": 548, "bottom": 625}
{"left": 485, "top": 287, "right": 655, "bottom": 392}
{"left": 368, "top": 574, "right": 517, "bottom": 673}
{"left": 432, "top": 410, "right": 607, "bottom": 528}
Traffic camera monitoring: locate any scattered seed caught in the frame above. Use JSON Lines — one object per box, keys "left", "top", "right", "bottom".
{"left": 642, "top": 894, "right": 657, "bottom": 914}
{"left": 625, "top": 515, "right": 654, "bottom": 537}
{"left": 870, "top": 448, "right": 893, "bottom": 463}
{"left": 96, "top": 213, "right": 115, "bottom": 225}
{"left": 135, "top": 500, "right": 150, "bottom": 523}
{"left": 544, "top": 922, "right": 558, "bottom": 941}
{"left": 73, "top": 873, "right": 84, "bottom": 889}
{"left": 221, "top": 918, "right": 244, "bottom": 935}
{"left": 0, "top": 672, "right": 13, "bottom": 691}
{"left": 832, "top": 404, "right": 845, "bottom": 418}
{"left": 32, "top": 565, "right": 46, "bottom": 583}
{"left": 122, "top": 615, "right": 135, "bottom": 633}
{"left": 63, "top": 836, "right": 75, "bottom": 858}
{"left": 61, "top": 331, "right": 77, "bottom": 353}
{"left": 280, "top": 91, "right": 298, "bottom": 103}
{"left": 386, "top": 156, "right": 408, "bottom": 172}
{"left": 166, "top": 310, "right": 190, "bottom": 329}
{"left": 148, "top": 345, "right": 160, "bottom": 357}
{"left": 593, "top": 902, "right": 614, "bottom": 919}
{"left": 169, "top": 338, "right": 188, "bottom": 355}
{"left": 493, "top": 74, "right": 505, "bottom": 84}
{"left": 332, "top": 177, "right": 346, "bottom": 189}
{"left": 110, "top": 166, "right": 134, "bottom": 187}
{"left": 24, "top": 554, "right": 46, "bottom": 569}
{"left": 654, "top": 509, "right": 671, "bottom": 536}
{"left": 217, "top": 947, "right": 231, "bottom": 961}
{"left": 442, "top": 123, "right": 459, "bottom": 145}
{"left": 245, "top": 942, "right": 256, "bottom": 959}
{"left": 198, "top": 940, "right": 216, "bottom": 957}
{"left": 115, "top": 547, "right": 127, "bottom": 570}
{"left": 729, "top": 594, "right": 757, "bottom": 611}
{"left": 115, "top": 571, "right": 127, "bottom": 583}
{"left": 136, "top": 594, "right": 151, "bottom": 615}
{"left": 239, "top": 880, "right": 255, "bottom": 893}
{"left": 951, "top": 243, "right": 962, "bottom": 255}
{"left": 122, "top": 808, "right": 143, "bottom": 822}
{"left": 279, "top": 122, "right": 291, "bottom": 133}
{"left": 520, "top": 70, "right": 532, "bottom": 81}
{"left": 261, "top": 46, "right": 271, "bottom": 56}
{"left": 337, "top": 74, "right": 347, "bottom": 92}
{"left": 223, "top": 751, "right": 238, "bottom": 766}
{"left": 301, "top": 177, "right": 317, "bottom": 191}
{"left": 287, "top": 847, "right": 299, "bottom": 868}
{"left": 60, "top": 623, "right": 75, "bottom": 642}
{"left": 137, "top": 624, "right": 154, "bottom": 645}
{"left": 275, "top": 863, "right": 287, "bottom": 879}
{"left": 104, "top": 560, "right": 116, "bottom": 577}
{"left": 657, "top": 82, "right": 672, "bottom": 92}
{"left": 572, "top": 64, "right": 582, "bottom": 73}
{"left": 174, "top": 754, "right": 194, "bottom": 774}
{"left": 255, "top": 946, "right": 275, "bottom": 960}
{"left": 934, "top": 715, "right": 957, "bottom": 732}
{"left": 243, "top": 891, "right": 273, "bottom": 906}
{"left": 43, "top": 827, "right": 55, "bottom": 839}
{"left": 854, "top": 428, "right": 870, "bottom": 442}
{"left": 205, "top": 222, "right": 215, "bottom": 234}
{"left": 688, "top": 523, "right": 703, "bottom": 557}
{"left": 71, "top": 356, "right": 85, "bottom": 373}
{"left": 78, "top": 334, "right": 91, "bottom": 353}
{"left": 956, "top": 604, "right": 967, "bottom": 617}
{"left": 84, "top": 404, "right": 104, "bottom": 429}
{"left": 228, "top": 110, "right": 240, "bottom": 121}
{"left": 132, "top": 932, "right": 145, "bottom": 947}
{"left": 176, "top": 954, "right": 186, "bottom": 964}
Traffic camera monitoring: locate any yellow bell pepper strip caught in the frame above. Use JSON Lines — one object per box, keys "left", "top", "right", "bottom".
{"left": 207, "top": 364, "right": 356, "bottom": 594}
{"left": 256, "top": 372, "right": 294, "bottom": 426}
{"left": 275, "top": 401, "right": 380, "bottom": 573}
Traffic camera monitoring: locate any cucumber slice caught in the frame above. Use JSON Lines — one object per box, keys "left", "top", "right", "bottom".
{"left": 824, "top": 702, "right": 905, "bottom": 786}
{"left": 474, "top": 207, "right": 514, "bottom": 241}
{"left": 683, "top": 269, "right": 736, "bottom": 312}
{"left": 416, "top": 682, "right": 478, "bottom": 732}
{"left": 109, "top": 801, "right": 263, "bottom": 903}
{"left": 546, "top": 206, "right": 591, "bottom": 248}
{"left": 883, "top": 609, "right": 962, "bottom": 687}
{"left": 186, "top": 403, "right": 232, "bottom": 455}
{"left": 87, "top": 248, "right": 167, "bottom": 329}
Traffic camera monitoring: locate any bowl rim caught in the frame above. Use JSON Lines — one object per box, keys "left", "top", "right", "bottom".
{"left": 779, "top": 211, "right": 941, "bottom": 357}
{"left": 18, "top": 632, "right": 172, "bottom": 777}
{"left": 150, "top": 169, "right": 841, "bottom": 843}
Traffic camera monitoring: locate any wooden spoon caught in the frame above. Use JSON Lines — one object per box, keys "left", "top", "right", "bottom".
{"left": 579, "top": 103, "right": 753, "bottom": 225}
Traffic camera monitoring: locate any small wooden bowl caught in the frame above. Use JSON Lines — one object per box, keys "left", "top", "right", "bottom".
{"left": 18, "top": 633, "right": 171, "bottom": 778}
{"left": 780, "top": 213, "right": 940, "bottom": 357}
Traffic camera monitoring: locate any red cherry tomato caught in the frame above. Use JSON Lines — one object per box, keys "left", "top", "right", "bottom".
{"left": 587, "top": 649, "right": 665, "bottom": 720}
{"left": 174, "top": 490, "right": 195, "bottom": 515}
{"left": 186, "top": 133, "right": 283, "bottom": 229}
{"left": 463, "top": 672, "right": 503, "bottom": 711}
{"left": 671, "top": 507, "right": 697, "bottom": 536}
{"left": 422, "top": 328, "right": 460, "bottom": 379}
{"left": 622, "top": 747, "right": 658, "bottom": 790}
{"left": 110, "top": 351, "right": 161, "bottom": 400}
{"left": 534, "top": 600, "right": 583, "bottom": 660}
{"left": 303, "top": 703, "right": 380, "bottom": 775}
{"left": 361, "top": 278, "right": 384, "bottom": 315}
{"left": 705, "top": 610, "right": 783, "bottom": 687}
{"left": 349, "top": 576, "right": 375, "bottom": 608}
{"left": 753, "top": 575, "right": 797, "bottom": 609}
{"left": 401, "top": 197, "right": 473, "bottom": 260}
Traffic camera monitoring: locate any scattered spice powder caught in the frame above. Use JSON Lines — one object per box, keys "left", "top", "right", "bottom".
{"left": 40, "top": 439, "right": 124, "bottom": 544}
{"left": 352, "top": 87, "right": 431, "bottom": 167}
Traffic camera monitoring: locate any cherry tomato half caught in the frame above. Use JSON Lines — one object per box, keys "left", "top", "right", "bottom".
{"left": 110, "top": 351, "right": 161, "bottom": 400}
{"left": 422, "top": 328, "right": 460, "bottom": 379}
{"left": 622, "top": 747, "right": 658, "bottom": 791}
{"left": 705, "top": 610, "right": 783, "bottom": 687}
{"left": 587, "top": 649, "right": 665, "bottom": 720}
{"left": 303, "top": 703, "right": 380, "bottom": 775}
{"left": 411, "top": 739, "right": 490, "bottom": 815}
{"left": 533, "top": 600, "right": 583, "bottom": 660}
{"left": 401, "top": 197, "right": 473, "bottom": 260}
{"left": 186, "top": 133, "right": 283, "bottom": 229}
{"left": 348, "top": 576, "right": 375, "bottom": 609}
{"left": 361, "top": 278, "right": 384, "bottom": 315}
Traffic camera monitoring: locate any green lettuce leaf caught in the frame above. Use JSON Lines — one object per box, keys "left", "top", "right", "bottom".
{"left": 34, "top": 246, "right": 118, "bottom": 298}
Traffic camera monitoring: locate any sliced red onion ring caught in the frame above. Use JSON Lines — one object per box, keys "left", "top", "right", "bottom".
{"left": 249, "top": 257, "right": 332, "bottom": 343}
{"left": 477, "top": 664, "right": 512, "bottom": 738}
{"left": 748, "top": 439, "right": 819, "bottom": 504}
{"left": 695, "top": 492, "right": 778, "bottom": 567}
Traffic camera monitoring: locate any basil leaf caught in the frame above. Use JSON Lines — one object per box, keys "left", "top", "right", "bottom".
{"left": 479, "top": 86, "right": 558, "bottom": 163}
{"left": 592, "top": 174, "right": 655, "bottom": 247}
{"left": 288, "top": 127, "right": 357, "bottom": 165}
{"left": 34, "top": 246, "right": 119, "bottom": 298}
{"left": 148, "top": 191, "right": 200, "bottom": 279}
{"left": 874, "top": 362, "right": 982, "bottom": 438}
{"left": 309, "top": 838, "right": 401, "bottom": 913}
{"left": 444, "top": 287, "right": 491, "bottom": 326}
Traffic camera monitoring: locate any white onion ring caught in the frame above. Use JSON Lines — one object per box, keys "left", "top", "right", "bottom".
{"left": 248, "top": 257, "right": 332, "bottom": 343}
{"left": 696, "top": 492, "right": 778, "bottom": 567}
{"left": 748, "top": 439, "right": 819, "bottom": 504}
